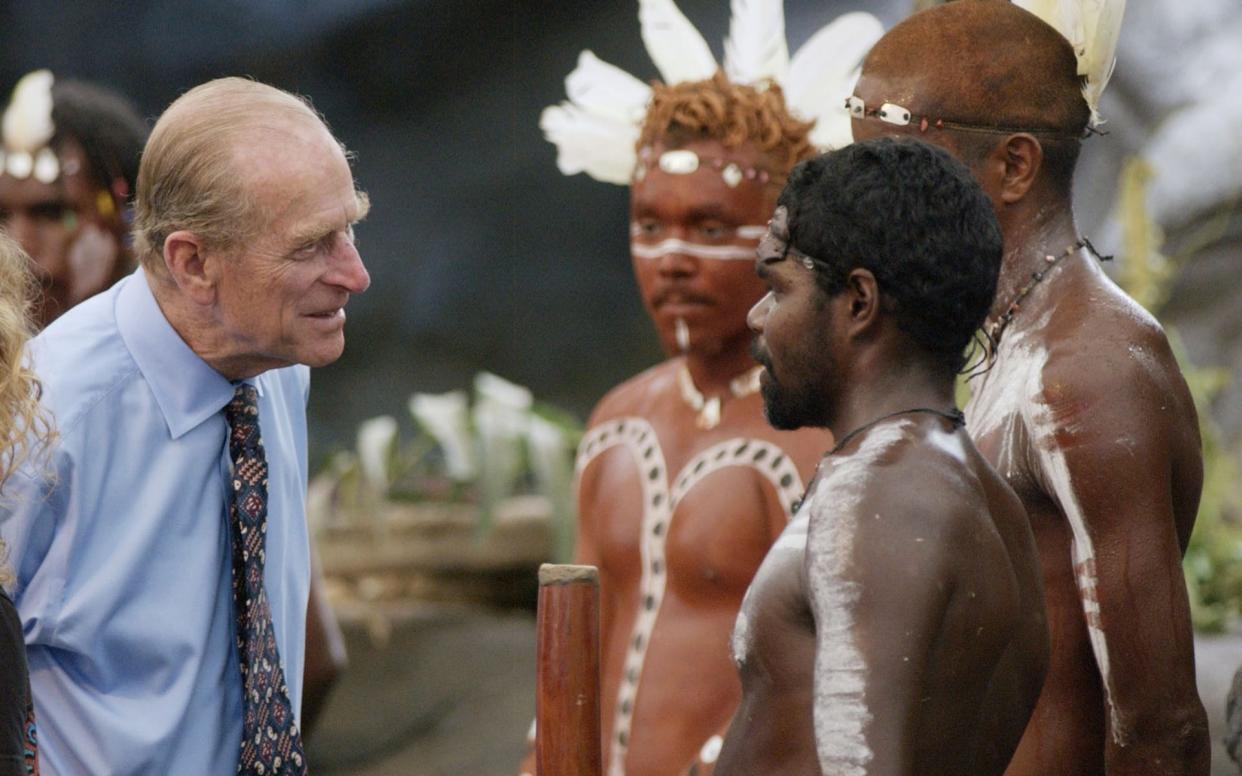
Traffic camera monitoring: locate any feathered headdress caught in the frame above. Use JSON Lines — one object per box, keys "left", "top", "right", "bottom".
{"left": 1012, "top": 0, "right": 1126, "bottom": 127}
{"left": 540, "top": 0, "right": 884, "bottom": 185}
{"left": 0, "top": 70, "right": 61, "bottom": 183}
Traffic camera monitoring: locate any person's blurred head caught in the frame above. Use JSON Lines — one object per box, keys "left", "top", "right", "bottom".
{"left": 750, "top": 137, "right": 1002, "bottom": 430}
{"left": 630, "top": 72, "right": 817, "bottom": 361}
{"left": 133, "top": 77, "right": 371, "bottom": 380}
{"left": 0, "top": 71, "right": 147, "bottom": 327}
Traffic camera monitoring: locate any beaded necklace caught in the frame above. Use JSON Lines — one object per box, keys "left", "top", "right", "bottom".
{"left": 985, "top": 238, "right": 1086, "bottom": 346}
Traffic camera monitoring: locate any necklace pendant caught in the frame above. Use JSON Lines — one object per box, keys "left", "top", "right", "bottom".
{"left": 698, "top": 397, "right": 722, "bottom": 430}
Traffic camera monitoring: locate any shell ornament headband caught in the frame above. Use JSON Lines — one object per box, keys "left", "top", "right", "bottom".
{"left": 0, "top": 70, "right": 69, "bottom": 184}
{"left": 540, "top": 0, "right": 885, "bottom": 187}
{"left": 1013, "top": 0, "right": 1126, "bottom": 128}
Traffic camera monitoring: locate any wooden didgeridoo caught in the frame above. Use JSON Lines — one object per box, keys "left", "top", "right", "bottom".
{"left": 535, "top": 563, "right": 603, "bottom": 776}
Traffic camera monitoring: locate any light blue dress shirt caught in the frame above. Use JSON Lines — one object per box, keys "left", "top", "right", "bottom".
{"left": 0, "top": 269, "right": 311, "bottom": 775}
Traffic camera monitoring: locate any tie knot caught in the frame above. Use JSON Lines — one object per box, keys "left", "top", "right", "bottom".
{"left": 225, "top": 384, "right": 260, "bottom": 430}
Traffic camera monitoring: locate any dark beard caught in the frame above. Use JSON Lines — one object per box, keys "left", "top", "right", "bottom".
{"left": 760, "top": 372, "right": 824, "bottom": 430}
{"left": 752, "top": 341, "right": 829, "bottom": 430}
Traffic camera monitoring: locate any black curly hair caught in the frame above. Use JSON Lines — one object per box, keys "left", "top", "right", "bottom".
{"left": 778, "top": 136, "right": 1002, "bottom": 373}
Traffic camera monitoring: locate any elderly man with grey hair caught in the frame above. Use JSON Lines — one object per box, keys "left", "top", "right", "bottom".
{"left": 0, "top": 77, "right": 370, "bottom": 774}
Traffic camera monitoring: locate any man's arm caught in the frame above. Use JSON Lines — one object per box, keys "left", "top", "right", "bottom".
{"left": 804, "top": 474, "right": 959, "bottom": 776}
{"left": 1030, "top": 354, "right": 1209, "bottom": 773}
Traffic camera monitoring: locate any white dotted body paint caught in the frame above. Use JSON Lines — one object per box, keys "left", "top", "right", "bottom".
{"left": 807, "top": 421, "right": 912, "bottom": 775}
{"left": 966, "top": 315, "right": 1124, "bottom": 745}
{"left": 576, "top": 419, "right": 804, "bottom": 776}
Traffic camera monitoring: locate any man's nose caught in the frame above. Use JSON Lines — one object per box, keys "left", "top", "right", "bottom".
{"left": 329, "top": 241, "right": 370, "bottom": 294}
{"left": 655, "top": 241, "right": 699, "bottom": 278}
{"left": 747, "top": 291, "right": 774, "bottom": 333}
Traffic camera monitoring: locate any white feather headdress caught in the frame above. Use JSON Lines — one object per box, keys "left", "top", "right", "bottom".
{"left": 540, "top": 1, "right": 884, "bottom": 185}
{"left": 1012, "top": 0, "right": 1126, "bottom": 127}
{"left": 0, "top": 70, "right": 61, "bottom": 183}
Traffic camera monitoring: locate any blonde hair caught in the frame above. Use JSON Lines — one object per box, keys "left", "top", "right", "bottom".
{"left": 132, "top": 77, "right": 329, "bottom": 271}
{"left": 0, "top": 233, "right": 52, "bottom": 588}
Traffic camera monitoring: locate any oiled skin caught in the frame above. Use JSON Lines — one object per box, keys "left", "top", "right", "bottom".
{"left": 716, "top": 417, "right": 1047, "bottom": 775}
{"left": 965, "top": 256, "right": 1206, "bottom": 774}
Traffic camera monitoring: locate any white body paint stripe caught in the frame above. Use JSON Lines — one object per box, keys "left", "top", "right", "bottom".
{"left": 809, "top": 422, "right": 913, "bottom": 773}
{"left": 630, "top": 239, "right": 759, "bottom": 262}
{"left": 967, "top": 318, "right": 1125, "bottom": 747}
{"left": 576, "top": 419, "right": 804, "bottom": 776}
{"left": 1029, "top": 398, "right": 1125, "bottom": 746}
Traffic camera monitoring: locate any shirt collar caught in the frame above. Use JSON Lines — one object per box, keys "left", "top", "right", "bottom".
{"left": 116, "top": 268, "right": 242, "bottom": 439}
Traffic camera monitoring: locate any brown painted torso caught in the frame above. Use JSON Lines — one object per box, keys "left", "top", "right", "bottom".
{"left": 578, "top": 358, "right": 827, "bottom": 776}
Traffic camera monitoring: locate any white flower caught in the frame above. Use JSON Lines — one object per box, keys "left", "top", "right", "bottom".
{"left": 408, "top": 390, "right": 477, "bottom": 481}
{"left": 356, "top": 415, "right": 398, "bottom": 494}
{"left": 474, "top": 372, "right": 533, "bottom": 411}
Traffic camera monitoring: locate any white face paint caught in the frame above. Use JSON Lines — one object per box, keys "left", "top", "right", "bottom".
{"left": 629, "top": 222, "right": 768, "bottom": 263}
{"left": 808, "top": 422, "right": 912, "bottom": 775}
{"left": 630, "top": 237, "right": 760, "bottom": 262}
{"left": 674, "top": 317, "right": 691, "bottom": 352}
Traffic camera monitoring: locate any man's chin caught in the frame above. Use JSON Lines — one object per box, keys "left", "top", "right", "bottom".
{"left": 760, "top": 383, "right": 810, "bottom": 431}
{"left": 295, "top": 338, "right": 347, "bottom": 368}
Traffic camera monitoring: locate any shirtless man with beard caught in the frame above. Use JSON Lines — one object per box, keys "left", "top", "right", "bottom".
{"left": 717, "top": 136, "right": 1048, "bottom": 776}
{"left": 849, "top": 2, "right": 1209, "bottom": 772}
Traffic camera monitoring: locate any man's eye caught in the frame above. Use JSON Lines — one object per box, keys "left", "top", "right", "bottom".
{"left": 700, "top": 224, "right": 729, "bottom": 240}
{"left": 637, "top": 221, "right": 661, "bottom": 236}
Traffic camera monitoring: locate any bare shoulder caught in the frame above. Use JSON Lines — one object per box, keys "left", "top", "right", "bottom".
{"left": 584, "top": 359, "right": 679, "bottom": 428}
{"left": 1038, "top": 263, "right": 1197, "bottom": 435}
{"left": 811, "top": 423, "right": 984, "bottom": 557}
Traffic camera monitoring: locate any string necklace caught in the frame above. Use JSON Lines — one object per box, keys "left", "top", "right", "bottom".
{"left": 985, "top": 238, "right": 1087, "bottom": 347}
{"left": 829, "top": 407, "right": 966, "bottom": 455}
{"left": 677, "top": 364, "right": 763, "bottom": 430}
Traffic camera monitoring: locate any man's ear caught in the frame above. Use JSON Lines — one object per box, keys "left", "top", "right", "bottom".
{"left": 162, "top": 231, "right": 218, "bottom": 306}
{"left": 842, "top": 267, "right": 882, "bottom": 339}
{"left": 996, "top": 133, "right": 1042, "bottom": 205}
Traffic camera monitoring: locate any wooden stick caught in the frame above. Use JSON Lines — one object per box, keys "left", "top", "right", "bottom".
{"left": 536, "top": 563, "right": 602, "bottom": 776}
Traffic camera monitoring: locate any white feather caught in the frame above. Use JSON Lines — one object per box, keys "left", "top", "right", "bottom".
{"left": 540, "top": 102, "right": 641, "bottom": 185}
{"left": 566, "top": 50, "right": 652, "bottom": 125}
{"left": 723, "top": 0, "right": 788, "bottom": 85}
{"left": 785, "top": 12, "right": 885, "bottom": 149}
{"left": 638, "top": 0, "right": 718, "bottom": 84}
{"left": 1014, "top": 0, "right": 1126, "bottom": 126}
{"left": 2, "top": 70, "right": 55, "bottom": 152}
{"left": 1080, "top": 0, "right": 1125, "bottom": 126}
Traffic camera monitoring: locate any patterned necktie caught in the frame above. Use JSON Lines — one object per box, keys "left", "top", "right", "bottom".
{"left": 225, "top": 385, "right": 307, "bottom": 775}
